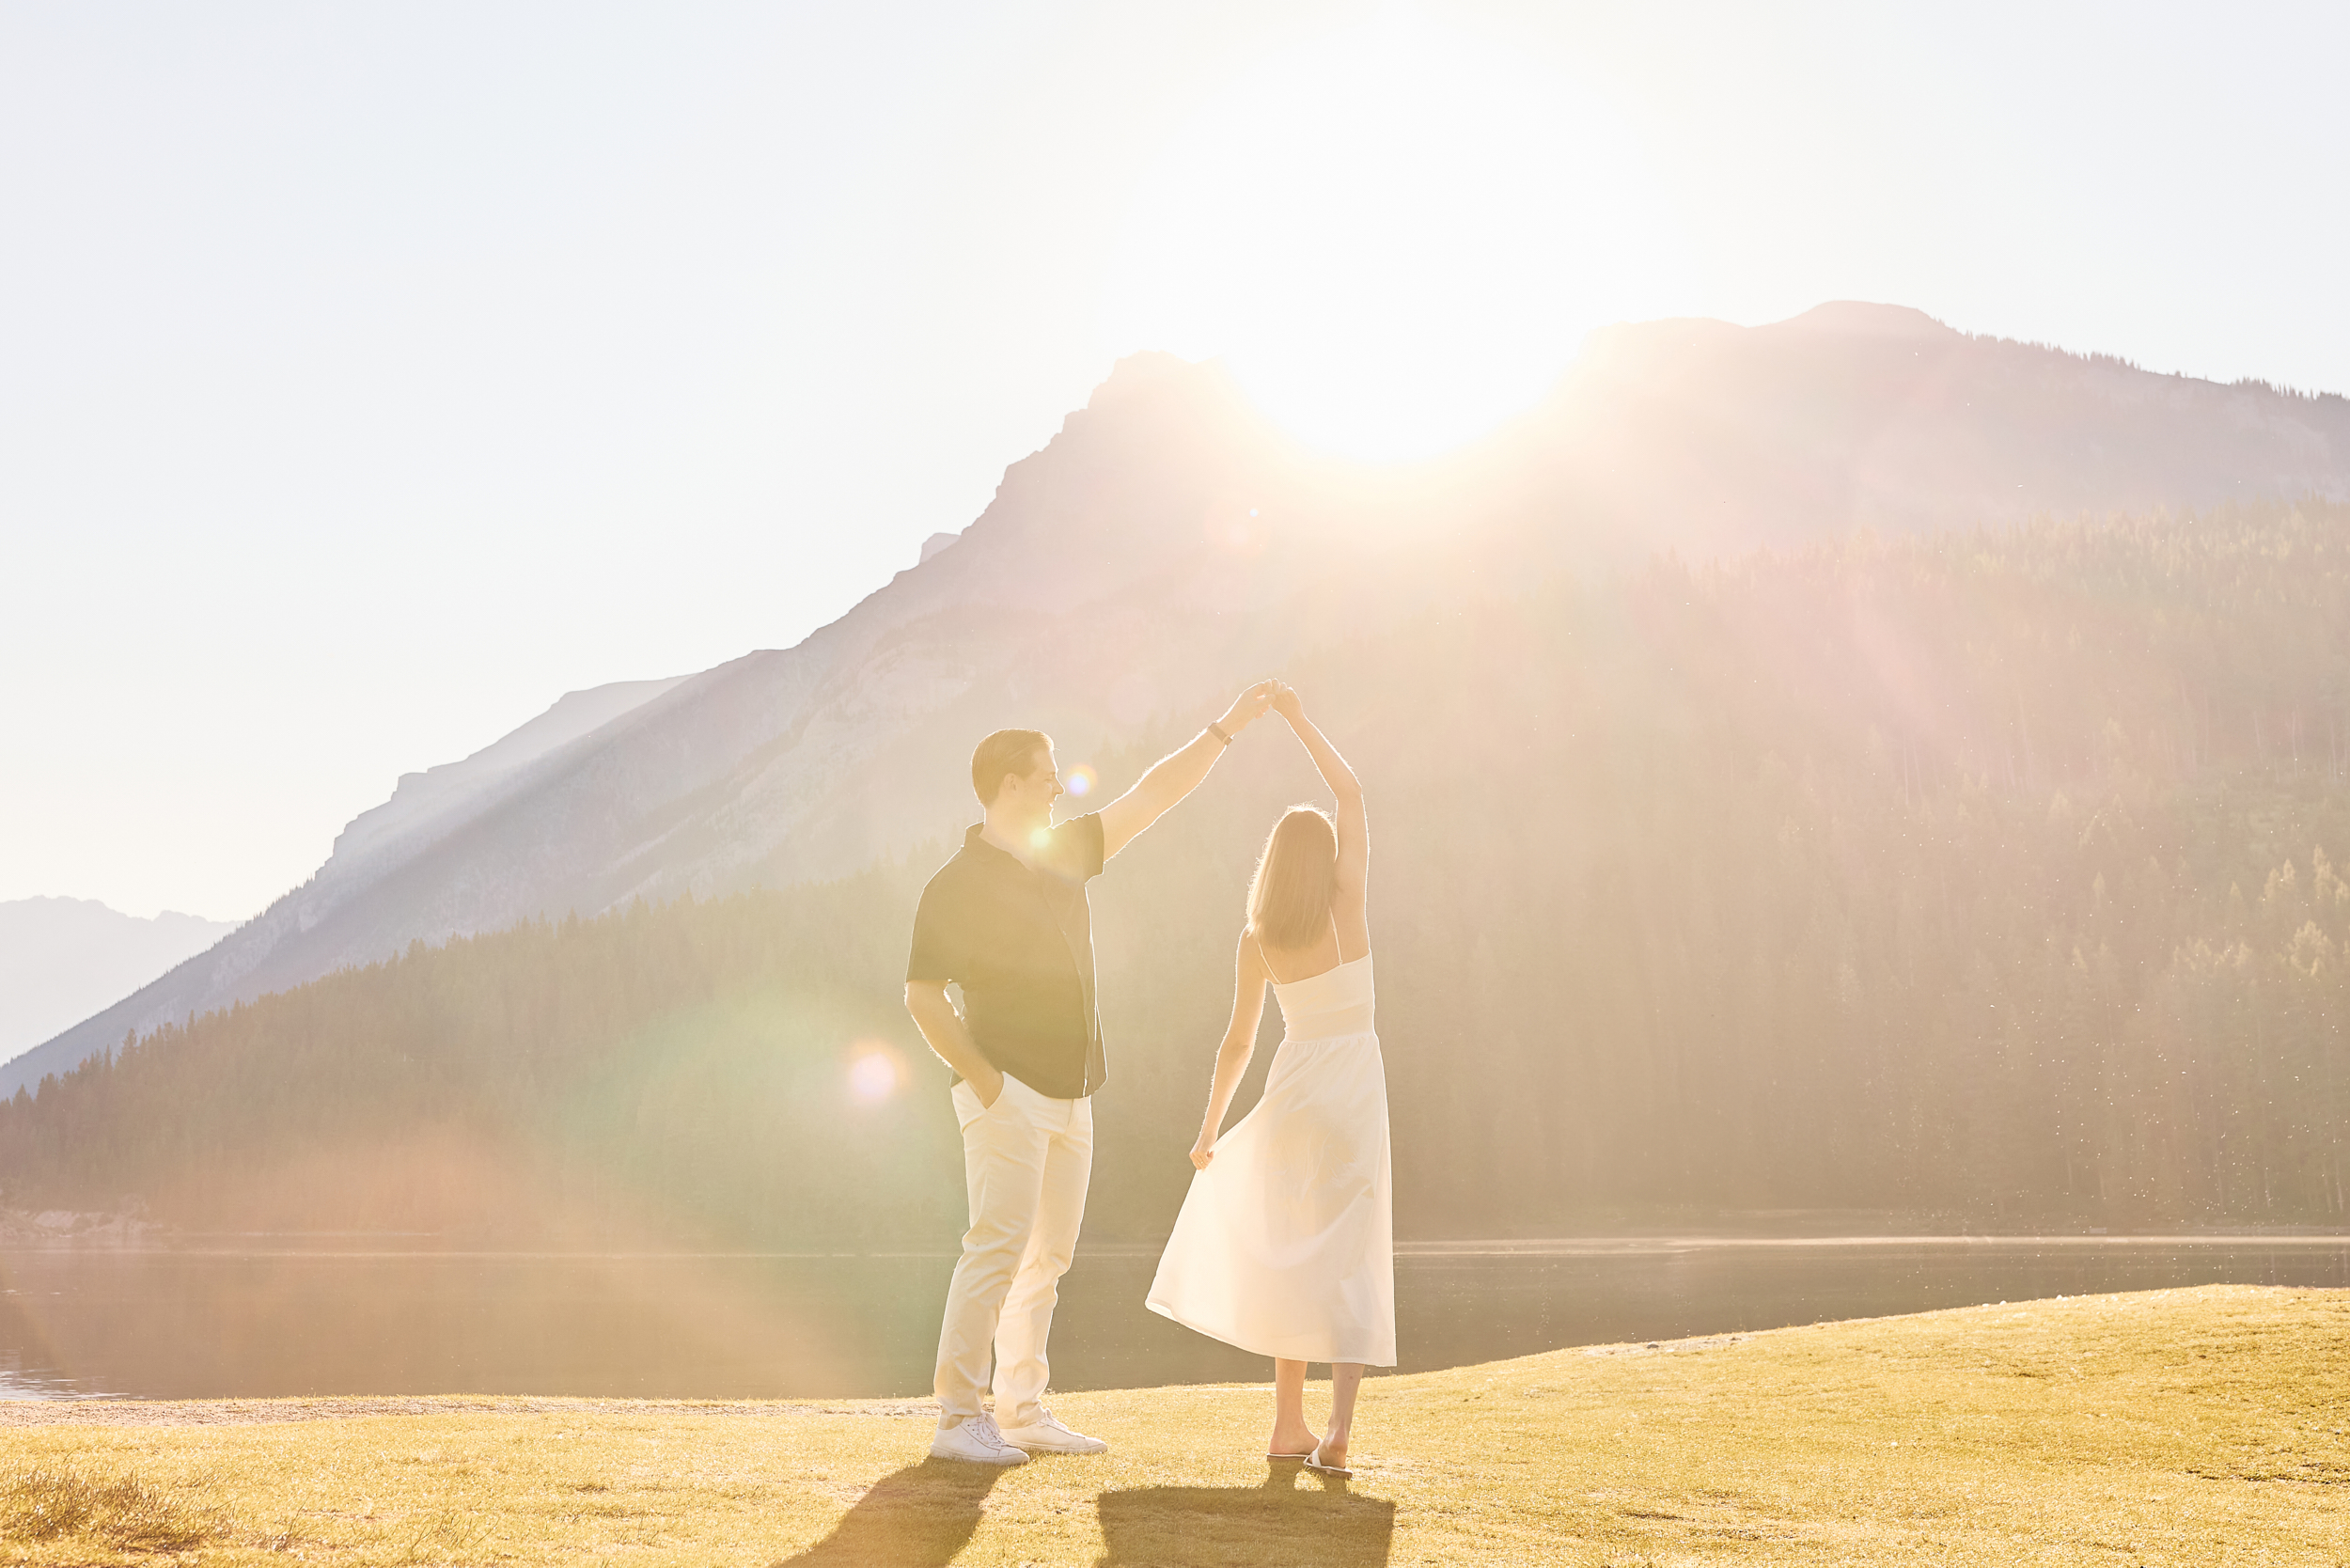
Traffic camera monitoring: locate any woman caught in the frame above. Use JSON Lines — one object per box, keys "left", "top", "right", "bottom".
{"left": 1146, "top": 682, "right": 1392, "bottom": 1477}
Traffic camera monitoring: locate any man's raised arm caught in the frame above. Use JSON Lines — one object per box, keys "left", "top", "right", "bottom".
{"left": 1097, "top": 680, "right": 1277, "bottom": 859}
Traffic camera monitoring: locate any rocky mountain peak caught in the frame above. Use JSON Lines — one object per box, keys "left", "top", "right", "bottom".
{"left": 1775, "top": 300, "right": 1958, "bottom": 338}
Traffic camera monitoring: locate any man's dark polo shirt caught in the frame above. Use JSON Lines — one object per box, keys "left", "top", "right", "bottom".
{"left": 906, "top": 813, "right": 1106, "bottom": 1099}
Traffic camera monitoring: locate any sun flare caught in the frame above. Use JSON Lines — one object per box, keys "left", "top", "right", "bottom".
{"left": 846, "top": 1043, "right": 906, "bottom": 1105}
{"left": 1110, "top": 18, "right": 1687, "bottom": 463}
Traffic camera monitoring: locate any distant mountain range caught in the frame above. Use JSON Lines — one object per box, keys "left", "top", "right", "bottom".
{"left": 8, "top": 301, "right": 2347, "bottom": 1098}
{"left": 0, "top": 900, "right": 237, "bottom": 1067}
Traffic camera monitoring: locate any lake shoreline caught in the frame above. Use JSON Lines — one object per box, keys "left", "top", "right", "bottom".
{"left": 8, "top": 1225, "right": 2350, "bottom": 1258}
{"left": 10, "top": 1237, "right": 2350, "bottom": 1405}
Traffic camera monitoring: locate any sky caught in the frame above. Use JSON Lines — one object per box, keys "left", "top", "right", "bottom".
{"left": 3, "top": 0, "right": 2345, "bottom": 923}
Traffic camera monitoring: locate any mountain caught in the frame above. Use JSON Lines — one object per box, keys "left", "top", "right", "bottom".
{"left": 14, "top": 303, "right": 2350, "bottom": 1097}
{"left": 328, "top": 677, "right": 691, "bottom": 881}
{"left": 0, "top": 677, "right": 685, "bottom": 1096}
{"left": 9, "top": 498, "right": 2349, "bottom": 1236}
{"left": 1550, "top": 303, "right": 2349, "bottom": 551}
{"left": 0, "top": 900, "right": 237, "bottom": 1063}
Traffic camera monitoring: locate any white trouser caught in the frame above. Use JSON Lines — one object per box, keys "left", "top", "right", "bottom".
{"left": 934, "top": 1071, "right": 1094, "bottom": 1428}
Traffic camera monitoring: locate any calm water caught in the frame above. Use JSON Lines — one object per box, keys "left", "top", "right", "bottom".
{"left": 4, "top": 1237, "right": 2345, "bottom": 1401}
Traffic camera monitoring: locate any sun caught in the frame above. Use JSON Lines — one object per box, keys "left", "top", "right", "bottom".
{"left": 1109, "top": 17, "right": 1686, "bottom": 463}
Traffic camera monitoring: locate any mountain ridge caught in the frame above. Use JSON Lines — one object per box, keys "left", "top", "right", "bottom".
{"left": 328, "top": 676, "right": 692, "bottom": 879}
{"left": 9, "top": 301, "right": 2347, "bottom": 1096}
{"left": 12, "top": 498, "right": 2350, "bottom": 1236}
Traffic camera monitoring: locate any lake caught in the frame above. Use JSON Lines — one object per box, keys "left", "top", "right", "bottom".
{"left": 5, "top": 1236, "right": 2345, "bottom": 1401}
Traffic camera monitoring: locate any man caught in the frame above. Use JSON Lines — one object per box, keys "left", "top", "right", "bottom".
{"left": 904, "top": 682, "right": 1277, "bottom": 1465}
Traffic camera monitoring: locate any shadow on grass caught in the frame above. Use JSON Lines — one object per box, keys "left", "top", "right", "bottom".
{"left": 1095, "top": 1467, "right": 1394, "bottom": 1566}
{"left": 776, "top": 1458, "right": 1004, "bottom": 1567}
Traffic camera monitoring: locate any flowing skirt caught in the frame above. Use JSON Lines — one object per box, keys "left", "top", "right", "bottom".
{"left": 1146, "top": 1029, "right": 1395, "bottom": 1366}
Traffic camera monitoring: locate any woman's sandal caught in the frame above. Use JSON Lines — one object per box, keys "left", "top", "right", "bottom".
{"left": 1266, "top": 1450, "right": 1315, "bottom": 1462}
{"left": 1304, "top": 1441, "right": 1353, "bottom": 1478}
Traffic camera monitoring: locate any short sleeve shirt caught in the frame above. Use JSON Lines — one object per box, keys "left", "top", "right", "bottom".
{"left": 906, "top": 812, "right": 1107, "bottom": 1099}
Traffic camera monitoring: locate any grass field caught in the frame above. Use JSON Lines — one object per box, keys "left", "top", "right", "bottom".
{"left": 4, "top": 1284, "right": 2344, "bottom": 1565}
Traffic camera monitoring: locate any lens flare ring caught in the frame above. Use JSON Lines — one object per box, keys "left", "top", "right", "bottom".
{"left": 846, "top": 1042, "right": 907, "bottom": 1105}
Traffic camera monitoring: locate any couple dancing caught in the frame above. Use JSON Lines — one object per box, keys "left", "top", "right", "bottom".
{"left": 902, "top": 680, "right": 1391, "bottom": 1478}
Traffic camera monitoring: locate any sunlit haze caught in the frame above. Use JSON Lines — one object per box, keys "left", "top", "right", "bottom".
{"left": 4, "top": 2, "right": 2346, "bottom": 920}
{"left": 1111, "top": 16, "right": 1686, "bottom": 460}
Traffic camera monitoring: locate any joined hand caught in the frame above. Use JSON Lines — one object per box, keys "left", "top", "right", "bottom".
{"left": 1219, "top": 680, "right": 1278, "bottom": 734}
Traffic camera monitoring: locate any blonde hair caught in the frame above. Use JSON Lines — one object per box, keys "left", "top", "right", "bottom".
{"left": 1246, "top": 806, "right": 1338, "bottom": 950}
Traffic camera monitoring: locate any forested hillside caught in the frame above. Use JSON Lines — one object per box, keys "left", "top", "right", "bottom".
{"left": 33, "top": 303, "right": 2350, "bottom": 1104}
{"left": 7, "top": 501, "right": 2347, "bottom": 1242}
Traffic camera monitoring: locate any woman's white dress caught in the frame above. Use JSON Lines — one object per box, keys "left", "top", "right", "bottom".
{"left": 1146, "top": 953, "right": 1395, "bottom": 1366}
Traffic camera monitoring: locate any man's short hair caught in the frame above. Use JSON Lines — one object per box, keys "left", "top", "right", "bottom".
{"left": 972, "top": 729, "right": 1051, "bottom": 806}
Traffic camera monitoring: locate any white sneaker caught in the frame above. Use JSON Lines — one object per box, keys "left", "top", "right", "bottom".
{"left": 997, "top": 1406, "right": 1108, "bottom": 1455}
{"left": 929, "top": 1414, "right": 1029, "bottom": 1466}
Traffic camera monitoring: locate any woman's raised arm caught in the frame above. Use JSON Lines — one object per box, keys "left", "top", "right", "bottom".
{"left": 1272, "top": 685, "right": 1369, "bottom": 960}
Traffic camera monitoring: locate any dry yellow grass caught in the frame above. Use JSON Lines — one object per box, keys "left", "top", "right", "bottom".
{"left": 3, "top": 1283, "right": 2343, "bottom": 1565}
